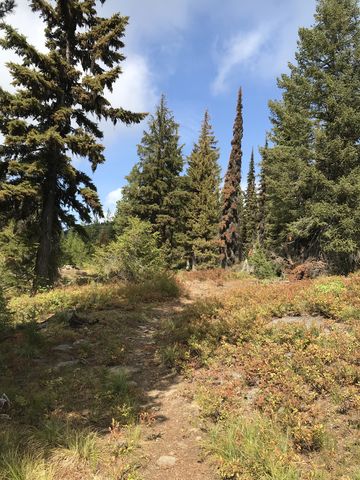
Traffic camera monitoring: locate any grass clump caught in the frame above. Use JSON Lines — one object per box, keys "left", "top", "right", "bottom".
{"left": 208, "top": 414, "right": 301, "bottom": 480}
{"left": 0, "top": 450, "right": 54, "bottom": 480}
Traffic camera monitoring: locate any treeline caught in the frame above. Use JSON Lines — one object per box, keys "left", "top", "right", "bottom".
{"left": 0, "top": 0, "right": 359, "bottom": 292}
{"left": 113, "top": 0, "right": 360, "bottom": 276}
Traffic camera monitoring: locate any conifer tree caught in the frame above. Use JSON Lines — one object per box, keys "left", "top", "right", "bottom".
{"left": 220, "top": 88, "right": 243, "bottom": 267}
{"left": 0, "top": 0, "right": 145, "bottom": 288}
{"left": 243, "top": 149, "right": 258, "bottom": 256}
{"left": 0, "top": 0, "right": 14, "bottom": 18}
{"left": 258, "top": 140, "right": 268, "bottom": 246}
{"left": 266, "top": 0, "right": 360, "bottom": 272}
{"left": 114, "top": 95, "right": 185, "bottom": 265}
{"left": 184, "top": 110, "right": 221, "bottom": 269}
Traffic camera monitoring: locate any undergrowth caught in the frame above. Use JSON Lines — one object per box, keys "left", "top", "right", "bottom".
{"left": 160, "top": 274, "right": 360, "bottom": 479}
{"left": 9, "top": 273, "right": 180, "bottom": 325}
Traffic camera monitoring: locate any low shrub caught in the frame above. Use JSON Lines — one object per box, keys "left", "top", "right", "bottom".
{"left": 9, "top": 283, "right": 127, "bottom": 324}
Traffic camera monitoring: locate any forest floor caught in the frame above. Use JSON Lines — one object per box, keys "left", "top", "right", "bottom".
{"left": 1, "top": 272, "right": 359, "bottom": 479}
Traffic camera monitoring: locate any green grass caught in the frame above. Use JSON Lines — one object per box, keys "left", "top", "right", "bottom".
{"left": 208, "top": 414, "right": 302, "bottom": 480}
{"left": 0, "top": 450, "right": 54, "bottom": 480}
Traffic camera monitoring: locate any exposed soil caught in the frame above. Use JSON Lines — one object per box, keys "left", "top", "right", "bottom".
{"left": 120, "top": 300, "right": 218, "bottom": 479}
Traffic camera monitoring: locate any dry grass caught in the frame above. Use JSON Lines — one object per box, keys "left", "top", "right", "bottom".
{"left": 0, "top": 275, "right": 181, "bottom": 480}
{"left": 8, "top": 273, "right": 181, "bottom": 325}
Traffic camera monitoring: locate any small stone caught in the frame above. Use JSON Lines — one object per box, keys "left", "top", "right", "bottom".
{"left": 156, "top": 455, "right": 177, "bottom": 468}
{"left": 195, "top": 436, "right": 202, "bottom": 442}
{"left": 54, "top": 360, "right": 79, "bottom": 369}
{"left": 53, "top": 344, "right": 73, "bottom": 352}
{"left": 146, "top": 432, "right": 162, "bottom": 441}
{"left": 108, "top": 365, "right": 139, "bottom": 376}
{"left": 73, "top": 339, "right": 89, "bottom": 346}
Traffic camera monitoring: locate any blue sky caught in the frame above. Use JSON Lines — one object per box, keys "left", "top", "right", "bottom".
{"left": 0, "top": 0, "right": 317, "bottom": 213}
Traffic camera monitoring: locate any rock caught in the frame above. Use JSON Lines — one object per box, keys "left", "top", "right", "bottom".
{"left": 0, "top": 393, "right": 10, "bottom": 411}
{"left": 146, "top": 432, "right": 162, "bottom": 441}
{"left": 108, "top": 365, "right": 139, "bottom": 376}
{"left": 156, "top": 455, "right": 177, "bottom": 468}
{"left": 54, "top": 360, "right": 79, "bottom": 370}
{"left": 73, "top": 339, "right": 89, "bottom": 346}
{"left": 52, "top": 344, "right": 73, "bottom": 352}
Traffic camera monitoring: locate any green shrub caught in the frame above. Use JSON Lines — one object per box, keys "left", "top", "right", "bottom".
{"left": 248, "top": 245, "right": 278, "bottom": 279}
{"left": 94, "top": 217, "right": 166, "bottom": 282}
{"left": 0, "top": 287, "right": 11, "bottom": 335}
{"left": 60, "top": 230, "right": 91, "bottom": 268}
{"left": 0, "top": 222, "right": 36, "bottom": 294}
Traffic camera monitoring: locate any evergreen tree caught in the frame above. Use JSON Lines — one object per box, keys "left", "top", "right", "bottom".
{"left": 243, "top": 149, "right": 258, "bottom": 256}
{"left": 114, "top": 95, "right": 185, "bottom": 266}
{"left": 258, "top": 140, "right": 268, "bottom": 247}
{"left": 0, "top": 0, "right": 14, "bottom": 18}
{"left": 0, "top": 0, "right": 145, "bottom": 288}
{"left": 266, "top": 0, "right": 360, "bottom": 272}
{"left": 184, "top": 110, "right": 221, "bottom": 269}
{"left": 220, "top": 88, "right": 243, "bottom": 267}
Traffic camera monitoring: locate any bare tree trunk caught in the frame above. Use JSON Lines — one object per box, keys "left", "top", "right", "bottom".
{"left": 33, "top": 174, "right": 58, "bottom": 290}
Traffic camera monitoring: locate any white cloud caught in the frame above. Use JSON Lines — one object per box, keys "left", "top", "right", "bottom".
{"left": 104, "top": 188, "right": 123, "bottom": 212}
{"left": 211, "top": 0, "right": 316, "bottom": 94}
{"left": 0, "top": 0, "right": 46, "bottom": 91}
{"left": 212, "top": 28, "right": 269, "bottom": 94}
{"left": 108, "top": 54, "right": 158, "bottom": 114}
{"left": 100, "top": 53, "right": 158, "bottom": 142}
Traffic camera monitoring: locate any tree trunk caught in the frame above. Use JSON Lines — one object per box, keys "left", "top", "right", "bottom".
{"left": 33, "top": 175, "right": 58, "bottom": 290}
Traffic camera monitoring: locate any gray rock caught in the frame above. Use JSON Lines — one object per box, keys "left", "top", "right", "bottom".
{"left": 108, "top": 365, "right": 139, "bottom": 376}
{"left": 53, "top": 344, "right": 73, "bottom": 352}
{"left": 54, "top": 360, "right": 79, "bottom": 370}
{"left": 156, "top": 455, "right": 177, "bottom": 468}
{"left": 73, "top": 339, "right": 89, "bottom": 346}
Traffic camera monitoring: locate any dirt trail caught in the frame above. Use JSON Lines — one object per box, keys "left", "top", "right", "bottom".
{"left": 122, "top": 299, "right": 218, "bottom": 480}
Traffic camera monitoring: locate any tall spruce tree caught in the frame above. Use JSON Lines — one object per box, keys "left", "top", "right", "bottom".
{"left": 114, "top": 95, "right": 185, "bottom": 265}
{"left": 243, "top": 149, "right": 258, "bottom": 256}
{"left": 258, "top": 140, "right": 268, "bottom": 247}
{"left": 266, "top": 0, "right": 360, "bottom": 272}
{"left": 220, "top": 88, "right": 243, "bottom": 267}
{"left": 184, "top": 110, "right": 221, "bottom": 269}
{"left": 0, "top": 0, "right": 145, "bottom": 288}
